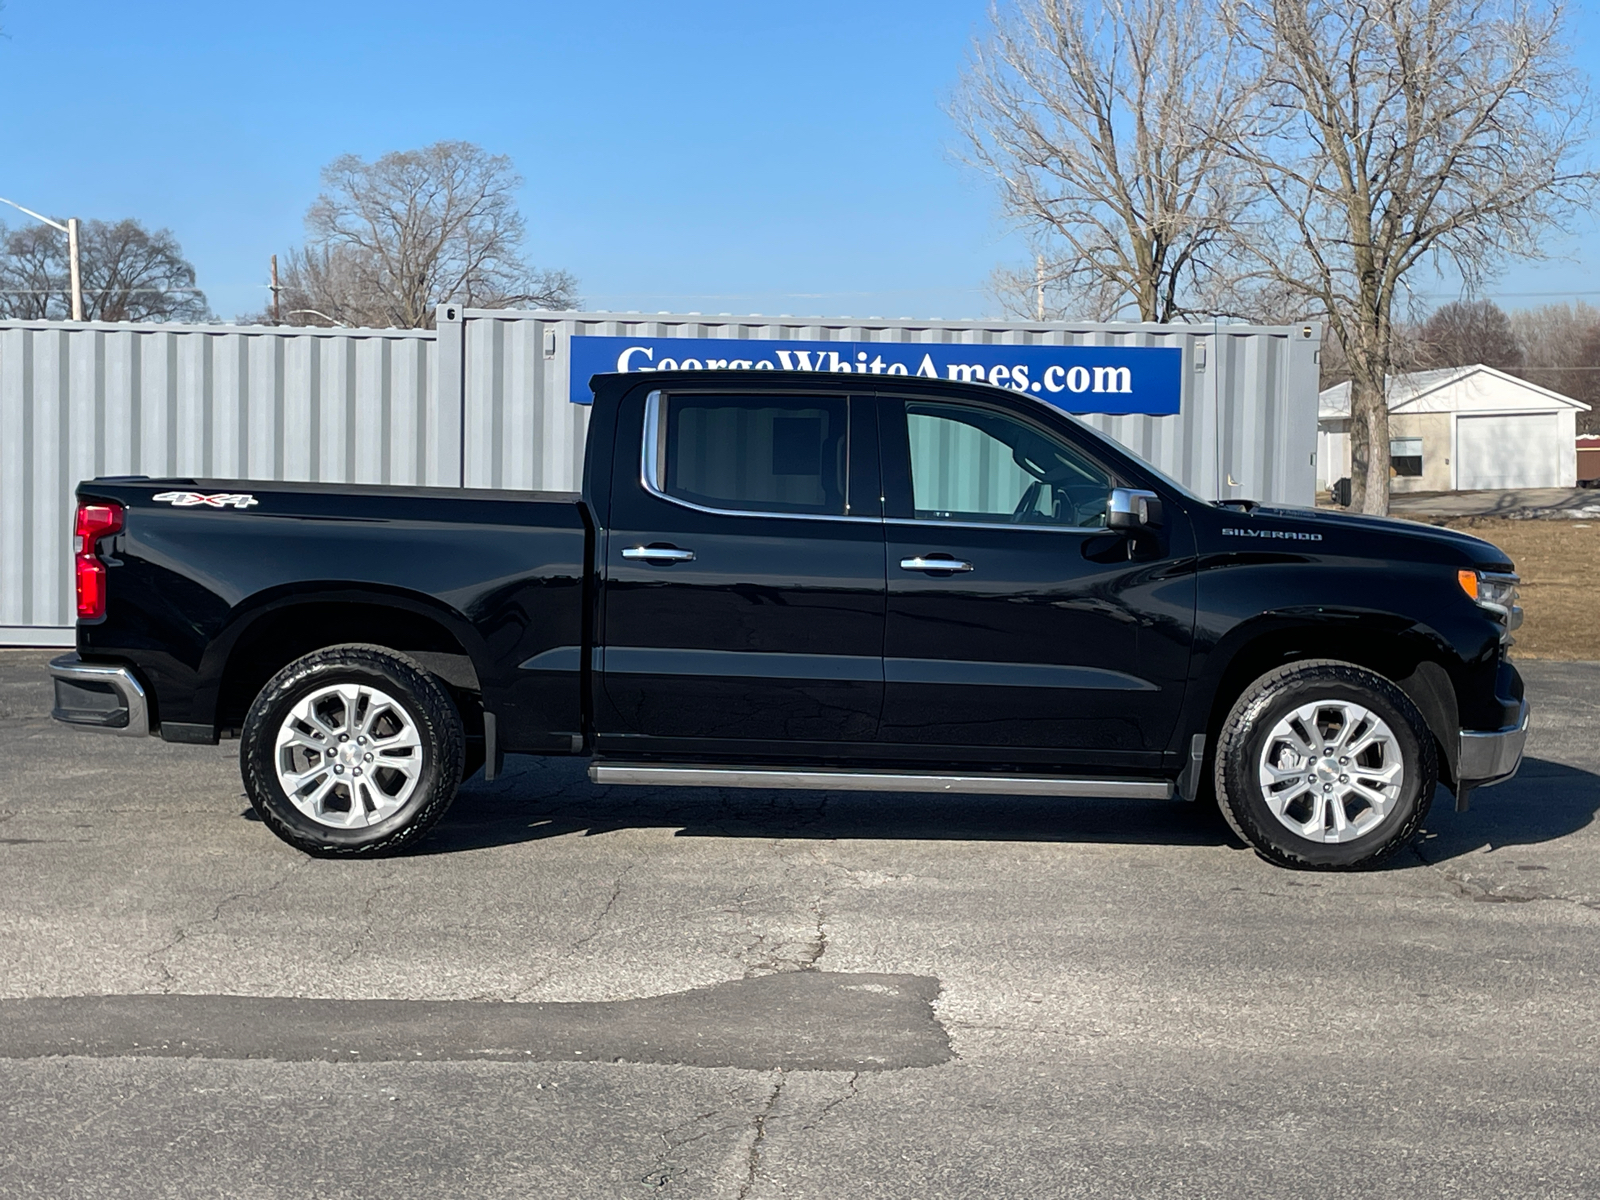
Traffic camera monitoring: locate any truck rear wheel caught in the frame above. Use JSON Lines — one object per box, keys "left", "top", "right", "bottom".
{"left": 240, "top": 644, "right": 464, "bottom": 857}
{"left": 1214, "top": 659, "right": 1436, "bottom": 870}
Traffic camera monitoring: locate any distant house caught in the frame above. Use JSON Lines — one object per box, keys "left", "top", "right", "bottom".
{"left": 1318, "top": 365, "right": 1589, "bottom": 493}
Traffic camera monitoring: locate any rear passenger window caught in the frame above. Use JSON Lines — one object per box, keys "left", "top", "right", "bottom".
{"left": 654, "top": 394, "right": 848, "bottom": 516}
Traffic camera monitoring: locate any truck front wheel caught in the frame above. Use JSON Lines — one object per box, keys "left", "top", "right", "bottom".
{"left": 1214, "top": 660, "right": 1436, "bottom": 870}
{"left": 240, "top": 644, "right": 464, "bottom": 857}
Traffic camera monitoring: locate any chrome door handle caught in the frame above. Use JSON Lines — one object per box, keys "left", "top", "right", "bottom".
{"left": 622, "top": 546, "right": 696, "bottom": 564}
{"left": 899, "top": 556, "right": 973, "bottom": 573}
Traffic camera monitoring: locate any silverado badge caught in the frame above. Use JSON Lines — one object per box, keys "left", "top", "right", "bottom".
{"left": 1221, "top": 527, "right": 1322, "bottom": 541}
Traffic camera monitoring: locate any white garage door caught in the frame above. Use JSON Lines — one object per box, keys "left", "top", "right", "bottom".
{"left": 1455, "top": 414, "right": 1561, "bottom": 490}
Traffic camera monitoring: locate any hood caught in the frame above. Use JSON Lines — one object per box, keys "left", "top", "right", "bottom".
{"left": 1208, "top": 503, "right": 1515, "bottom": 572}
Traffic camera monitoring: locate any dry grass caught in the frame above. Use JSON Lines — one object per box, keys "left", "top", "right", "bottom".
{"left": 1420, "top": 517, "right": 1600, "bottom": 660}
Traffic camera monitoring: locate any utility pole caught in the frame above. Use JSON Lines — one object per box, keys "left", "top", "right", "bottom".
{"left": 270, "top": 254, "right": 281, "bottom": 324}
{"left": 67, "top": 219, "right": 83, "bottom": 321}
{"left": 1035, "top": 255, "right": 1046, "bottom": 322}
{"left": 0, "top": 196, "right": 83, "bottom": 320}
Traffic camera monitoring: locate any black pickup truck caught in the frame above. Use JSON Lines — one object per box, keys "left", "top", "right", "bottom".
{"left": 49, "top": 370, "right": 1528, "bottom": 869}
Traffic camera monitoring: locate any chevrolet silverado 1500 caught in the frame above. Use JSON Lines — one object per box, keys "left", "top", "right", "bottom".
{"left": 49, "top": 370, "right": 1528, "bottom": 869}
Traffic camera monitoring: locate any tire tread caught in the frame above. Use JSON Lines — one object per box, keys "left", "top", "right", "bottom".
{"left": 1213, "top": 658, "right": 1437, "bottom": 870}
{"left": 239, "top": 643, "right": 463, "bottom": 858}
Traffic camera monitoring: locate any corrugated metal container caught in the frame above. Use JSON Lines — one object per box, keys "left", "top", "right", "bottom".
{"left": 447, "top": 309, "right": 1321, "bottom": 501}
{"left": 3, "top": 310, "right": 1319, "bottom": 646}
{"left": 0, "top": 320, "right": 439, "bottom": 644}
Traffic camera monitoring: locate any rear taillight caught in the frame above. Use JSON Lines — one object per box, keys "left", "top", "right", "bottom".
{"left": 74, "top": 502, "right": 123, "bottom": 620}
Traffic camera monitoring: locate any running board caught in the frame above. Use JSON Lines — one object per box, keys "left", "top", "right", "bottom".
{"left": 588, "top": 763, "right": 1172, "bottom": 800}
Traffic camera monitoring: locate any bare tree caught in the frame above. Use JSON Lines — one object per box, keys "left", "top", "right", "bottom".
{"left": 0, "top": 224, "right": 59, "bottom": 319}
{"left": 1576, "top": 325, "right": 1600, "bottom": 434}
{"left": 251, "top": 141, "right": 577, "bottom": 328}
{"left": 1510, "top": 300, "right": 1600, "bottom": 427}
{"left": 954, "top": 0, "right": 1254, "bottom": 322}
{"left": 0, "top": 218, "right": 209, "bottom": 322}
{"left": 1418, "top": 299, "right": 1523, "bottom": 371}
{"left": 1318, "top": 308, "right": 1440, "bottom": 390}
{"left": 1227, "top": 0, "right": 1596, "bottom": 513}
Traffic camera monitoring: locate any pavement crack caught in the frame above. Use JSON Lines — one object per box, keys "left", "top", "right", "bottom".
{"left": 734, "top": 841, "right": 838, "bottom": 977}
{"left": 641, "top": 1108, "right": 728, "bottom": 1190}
{"left": 143, "top": 862, "right": 305, "bottom": 992}
{"left": 336, "top": 878, "right": 404, "bottom": 964}
{"left": 806, "top": 1071, "right": 862, "bottom": 1129}
{"left": 510, "top": 864, "right": 634, "bottom": 999}
{"left": 797, "top": 842, "right": 832, "bottom": 971}
{"left": 1410, "top": 840, "right": 1600, "bottom": 909}
{"left": 736, "top": 1072, "right": 785, "bottom": 1200}
{"left": 572, "top": 864, "right": 633, "bottom": 955}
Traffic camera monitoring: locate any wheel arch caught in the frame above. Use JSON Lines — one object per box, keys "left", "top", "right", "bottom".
{"left": 204, "top": 586, "right": 487, "bottom": 735}
{"left": 1188, "top": 612, "right": 1463, "bottom": 789}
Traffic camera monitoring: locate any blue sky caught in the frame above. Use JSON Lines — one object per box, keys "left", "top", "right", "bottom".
{"left": 1, "top": 0, "right": 1595, "bottom": 323}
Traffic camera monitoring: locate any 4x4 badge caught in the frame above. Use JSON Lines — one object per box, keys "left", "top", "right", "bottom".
{"left": 152, "top": 491, "right": 259, "bottom": 510}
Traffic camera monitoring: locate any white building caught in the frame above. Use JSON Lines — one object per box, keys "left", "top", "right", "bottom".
{"left": 1318, "top": 364, "right": 1589, "bottom": 493}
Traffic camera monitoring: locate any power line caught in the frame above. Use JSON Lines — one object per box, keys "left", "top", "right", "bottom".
{"left": 0, "top": 287, "right": 204, "bottom": 295}
{"left": 1413, "top": 289, "right": 1600, "bottom": 299}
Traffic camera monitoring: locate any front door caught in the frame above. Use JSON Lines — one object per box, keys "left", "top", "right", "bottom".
{"left": 877, "top": 395, "right": 1195, "bottom": 771}
{"left": 598, "top": 387, "right": 885, "bottom": 755}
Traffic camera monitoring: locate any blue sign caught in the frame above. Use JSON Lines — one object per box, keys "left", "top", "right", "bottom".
{"left": 567, "top": 335, "right": 1182, "bottom": 415}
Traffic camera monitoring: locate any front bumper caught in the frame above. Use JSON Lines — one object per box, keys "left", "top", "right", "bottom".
{"left": 1456, "top": 697, "right": 1530, "bottom": 801}
{"left": 48, "top": 654, "right": 151, "bottom": 736}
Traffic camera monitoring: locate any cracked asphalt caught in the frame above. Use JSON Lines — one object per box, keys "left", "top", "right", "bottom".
{"left": 3, "top": 649, "right": 1600, "bottom": 1198}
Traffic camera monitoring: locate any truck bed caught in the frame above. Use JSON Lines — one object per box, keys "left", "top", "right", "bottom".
{"left": 75, "top": 478, "right": 590, "bottom": 752}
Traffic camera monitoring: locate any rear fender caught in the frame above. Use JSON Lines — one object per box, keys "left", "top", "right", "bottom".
{"left": 200, "top": 585, "right": 489, "bottom": 734}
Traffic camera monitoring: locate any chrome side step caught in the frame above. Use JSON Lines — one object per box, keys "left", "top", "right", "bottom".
{"left": 588, "top": 763, "right": 1172, "bottom": 800}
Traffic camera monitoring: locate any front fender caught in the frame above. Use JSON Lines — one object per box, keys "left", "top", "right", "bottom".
{"left": 1179, "top": 607, "right": 1468, "bottom": 772}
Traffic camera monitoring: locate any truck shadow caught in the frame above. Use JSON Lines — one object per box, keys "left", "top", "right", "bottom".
{"left": 1411, "top": 757, "right": 1600, "bottom": 865}
{"left": 420, "top": 755, "right": 1599, "bottom": 862}
{"left": 427, "top": 755, "right": 1234, "bottom": 852}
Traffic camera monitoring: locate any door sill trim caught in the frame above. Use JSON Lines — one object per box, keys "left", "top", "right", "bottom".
{"left": 588, "top": 763, "right": 1172, "bottom": 800}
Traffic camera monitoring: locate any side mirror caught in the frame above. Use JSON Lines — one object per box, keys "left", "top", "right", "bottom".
{"left": 1108, "top": 487, "right": 1162, "bottom": 530}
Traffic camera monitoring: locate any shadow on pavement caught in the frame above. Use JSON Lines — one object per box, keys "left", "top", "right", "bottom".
{"left": 417, "top": 754, "right": 1240, "bottom": 854}
{"left": 1411, "top": 756, "right": 1600, "bottom": 864}
{"left": 416, "top": 753, "right": 1600, "bottom": 864}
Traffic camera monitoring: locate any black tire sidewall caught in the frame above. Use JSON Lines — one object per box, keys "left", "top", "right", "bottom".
{"left": 1219, "top": 668, "right": 1434, "bottom": 869}
{"left": 241, "top": 648, "right": 460, "bottom": 854}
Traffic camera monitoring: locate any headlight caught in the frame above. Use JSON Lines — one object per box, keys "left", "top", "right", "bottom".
{"left": 1458, "top": 569, "right": 1523, "bottom": 635}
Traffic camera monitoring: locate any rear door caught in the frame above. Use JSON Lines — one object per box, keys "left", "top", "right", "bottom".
{"left": 597, "top": 387, "right": 885, "bottom": 754}
{"left": 877, "top": 394, "right": 1195, "bottom": 771}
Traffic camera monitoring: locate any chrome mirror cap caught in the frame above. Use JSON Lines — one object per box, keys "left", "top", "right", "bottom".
{"left": 1108, "top": 487, "right": 1162, "bottom": 530}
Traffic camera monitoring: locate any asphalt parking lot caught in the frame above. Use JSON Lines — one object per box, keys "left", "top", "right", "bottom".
{"left": 3, "top": 649, "right": 1599, "bottom": 1199}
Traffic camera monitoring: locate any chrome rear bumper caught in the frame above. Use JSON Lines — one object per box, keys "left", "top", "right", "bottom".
{"left": 48, "top": 654, "right": 150, "bottom": 736}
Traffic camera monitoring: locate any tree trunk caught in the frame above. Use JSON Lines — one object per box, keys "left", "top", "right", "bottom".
{"left": 1347, "top": 364, "right": 1391, "bottom": 515}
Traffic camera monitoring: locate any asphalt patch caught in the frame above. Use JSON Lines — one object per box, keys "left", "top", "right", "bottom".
{"left": 0, "top": 971, "right": 949, "bottom": 1071}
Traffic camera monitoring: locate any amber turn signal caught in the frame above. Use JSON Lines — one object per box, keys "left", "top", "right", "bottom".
{"left": 1457, "top": 569, "right": 1479, "bottom": 601}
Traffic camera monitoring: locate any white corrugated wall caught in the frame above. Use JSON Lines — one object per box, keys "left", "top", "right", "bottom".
{"left": 3, "top": 311, "right": 1319, "bottom": 645}
{"left": 0, "top": 321, "right": 438, "bottom": 644}
{"left": 452, "top": 311, "right": 1321, "bottom": 503}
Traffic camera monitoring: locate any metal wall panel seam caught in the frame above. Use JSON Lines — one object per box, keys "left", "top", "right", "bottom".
{"left": 0, "top": 330, "right": 28, "bottom": 624}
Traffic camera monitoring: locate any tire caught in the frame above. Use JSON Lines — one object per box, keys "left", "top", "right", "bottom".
{"left": 240, "top": 644, "right": 464, "bottom": 857}
{"left": 1214, "top": 659, "right": 1436, "bottom": 870}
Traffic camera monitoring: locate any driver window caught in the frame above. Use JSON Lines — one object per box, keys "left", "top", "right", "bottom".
{"left": 904, "top": 401, "right": 1112, "bottom": 528}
